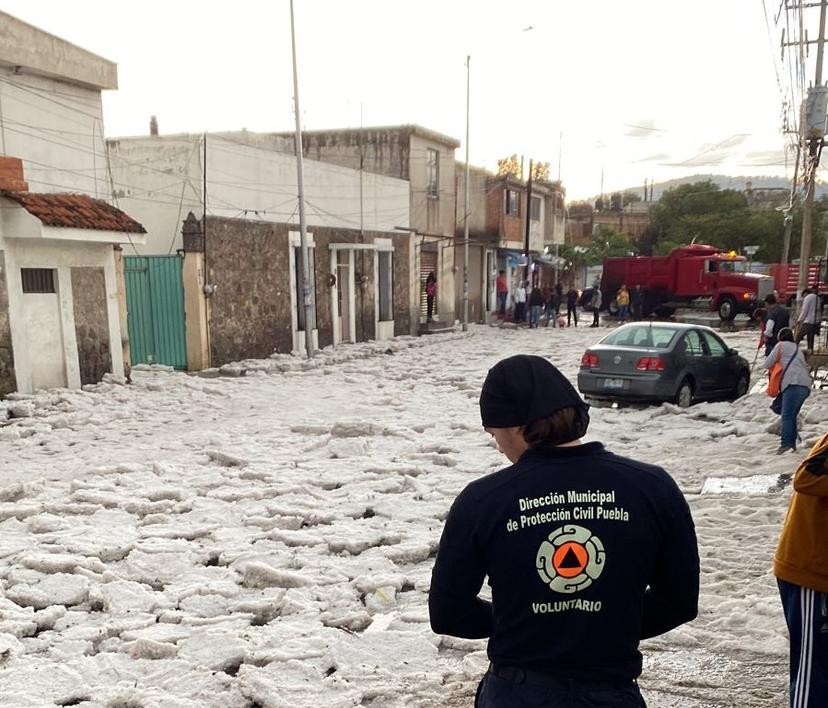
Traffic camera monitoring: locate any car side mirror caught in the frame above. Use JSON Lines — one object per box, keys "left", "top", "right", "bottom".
{"left": 727, "top": 348, "right": 738, "bottom": 356}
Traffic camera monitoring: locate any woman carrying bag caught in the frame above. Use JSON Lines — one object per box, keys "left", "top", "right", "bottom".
{"left": 764, "top": 327, "right": 812, "bottom": 454}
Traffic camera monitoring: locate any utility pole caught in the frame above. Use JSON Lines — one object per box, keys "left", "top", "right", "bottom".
{"left": 289, "top": 0, "right": 314, "bottom": 359}
{"left": 782, "top": 105, "right": 803, "bottom": 265}
{"left": 524, "top": 159, "right": 533, "bottom": 284}
{"left": 798, "top": 0, "right": 828, "bottom": 299}
{"left": 462, "top": 55, "right": 470, "bottom": 332}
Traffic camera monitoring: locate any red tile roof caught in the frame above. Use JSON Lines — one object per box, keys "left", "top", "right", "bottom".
{"left": 1, "top": 191, "right": 146, "bottom": 233}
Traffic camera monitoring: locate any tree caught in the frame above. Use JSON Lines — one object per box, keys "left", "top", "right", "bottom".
{"left": 531, "top": 161, "right": 551, "bottom": 181}
{"left": 497, "top": 155, "right": 522, "bottom": 179}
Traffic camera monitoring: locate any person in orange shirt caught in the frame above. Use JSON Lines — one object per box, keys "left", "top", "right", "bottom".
{"left": 774, "top": 433, "right": 828, "bottom": 707}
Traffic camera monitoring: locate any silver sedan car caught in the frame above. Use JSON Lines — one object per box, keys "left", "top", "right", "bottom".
{"left": 577, "top": 322, "right": 751, "bottom": 407}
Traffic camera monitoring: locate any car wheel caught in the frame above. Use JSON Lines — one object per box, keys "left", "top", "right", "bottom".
{"left": 731, "top": 370, "right": 750, "bottom": 400}
{"left": 717, "top": 296, "right": 737, "bottom": 321}
{"left": 675, "top": 378, "right": 693, "bottom": 408}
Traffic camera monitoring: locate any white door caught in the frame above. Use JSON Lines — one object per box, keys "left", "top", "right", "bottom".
{"left": 336, "top": 249, "right": 353, "bottom": 343}
{"left": 24, "top": 293, "right": 66, "bottom": 390}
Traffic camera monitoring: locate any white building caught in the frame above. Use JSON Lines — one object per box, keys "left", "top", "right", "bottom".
{"left": 0, "top": 12, "right": 143, "bottom": 396}
{"left": 106, "top": 131, "right": 411, "bottom": 256}
{"left": 0, "top": 11, "right": 116, "bottom": 197}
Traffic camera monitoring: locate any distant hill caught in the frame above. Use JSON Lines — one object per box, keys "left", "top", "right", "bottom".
{"left": 618, "top": 174, "right": 827, "bottom": 201}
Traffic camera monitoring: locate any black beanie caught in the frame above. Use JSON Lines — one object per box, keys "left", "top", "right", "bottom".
{"left": 479, "top": 355, "right": 589, "bottom": 429}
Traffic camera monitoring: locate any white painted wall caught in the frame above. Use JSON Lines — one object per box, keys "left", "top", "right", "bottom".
{"left": 107, "top": 134, "right": 411, "bottom": 256}
{"left": 0, "top": 67, "right": 107, "bottom": 197}
{"left": 0, "top": 206, "right": 126, "bottom": 393}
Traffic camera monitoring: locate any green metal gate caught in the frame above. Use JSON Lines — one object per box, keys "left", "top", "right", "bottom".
{"left": 124, "top": 255, "right": 187, "bottom": 369}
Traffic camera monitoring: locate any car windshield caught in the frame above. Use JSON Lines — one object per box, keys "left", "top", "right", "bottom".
{"left": 600, "top": 325, "right": 679, "bottom": 349}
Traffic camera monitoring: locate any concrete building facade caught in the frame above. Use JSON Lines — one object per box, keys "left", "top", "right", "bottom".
{"left": 106, "top": 132, "right": 411, "bottom": 257}
{"left": 0, "top": 163, "right": 146, "bottom": 395}
{"left": 269, "top": 126, "right": 461, "bottom": 328}
{"left": 180, "top": 214, "right": 413, "bottom": 368}
{"left": 0, "top": 11, "right": 117, "bottom": 198}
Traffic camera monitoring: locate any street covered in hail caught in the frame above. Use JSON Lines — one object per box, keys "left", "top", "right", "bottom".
{"left": 0, "top": 324, "right": 825, "bottom": 708}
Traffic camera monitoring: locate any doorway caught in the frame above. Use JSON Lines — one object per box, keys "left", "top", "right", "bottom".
{"left": 334, "top": 248, "right": 355, "bottom": 344}
{"left": 21, "top": 268, "right": 67, "bottom": 390}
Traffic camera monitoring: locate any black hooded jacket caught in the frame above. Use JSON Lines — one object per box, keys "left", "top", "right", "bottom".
{"left": 429, "top": 442, "right": 699, "bottom": 682}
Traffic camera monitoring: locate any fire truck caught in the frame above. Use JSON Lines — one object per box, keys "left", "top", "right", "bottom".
{"left": 600, "top": 244, "right": 774, "bottom": 320}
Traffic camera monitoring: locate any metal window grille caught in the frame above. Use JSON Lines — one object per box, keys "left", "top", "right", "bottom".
{"left": 426, "top": 148, "right": 440, "bottom": 198}
{"left": 21, "top": 268, "right": 56, "bottom": 294}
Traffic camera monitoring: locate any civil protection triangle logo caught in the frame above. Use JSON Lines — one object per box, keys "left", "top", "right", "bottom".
{"left": 536, "top": 524, "right": 606, "bottom": 594}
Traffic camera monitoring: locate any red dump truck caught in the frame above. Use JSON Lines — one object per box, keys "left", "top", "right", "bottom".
{"left": 601, "top": 244, "right": 775, "bottom": 320}
{"left": 768, "top": 261, "right": 827, "bottom": 305}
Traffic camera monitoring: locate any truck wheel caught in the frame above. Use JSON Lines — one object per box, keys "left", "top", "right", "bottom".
{"left": 608, "top": 299, "right": 619, "bottom": 315}
{"left": 674, "top": 378, "right": 694, "bottom": 408}
{"left": 718, "top": 296, "right": 737, "bottom": 321}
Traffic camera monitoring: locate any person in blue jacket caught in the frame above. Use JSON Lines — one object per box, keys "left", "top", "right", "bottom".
{"left": 429, "top": 355, "right": 699, "bottom": 707}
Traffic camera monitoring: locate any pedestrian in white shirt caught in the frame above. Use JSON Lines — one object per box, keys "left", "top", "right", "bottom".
{"left": 513, "top": 282, "right": 527, "bottom": 323}
{"left": 796, "top": 288, "right": 821, "bottom": 351}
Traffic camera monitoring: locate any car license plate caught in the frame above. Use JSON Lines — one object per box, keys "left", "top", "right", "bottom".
{"left": 603, "top": 378, "right": 624, "bottom": 390}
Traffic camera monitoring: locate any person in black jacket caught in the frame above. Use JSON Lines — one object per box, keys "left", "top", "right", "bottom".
{"left": 764, "top": 293, "right": 790, "bottom": 356}
{"left": 565, "top": 287, "right": 579, "bottom": 327}
{"left": 429, "top": 355, "right": 699, "bottom": 708}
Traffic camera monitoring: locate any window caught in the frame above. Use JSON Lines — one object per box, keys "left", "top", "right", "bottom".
{"left": 21, "top": 268, "right": 56, "bottom": 294}
{"left": 701, "top": 331, "right": 727, "bottom": 357}
{"left": 530, "top": 196, "right": 541, "bottom": 221}
{"left": 505, "top": 189, "right": 520, "bottom": 216}
{"left": 378, "top": 250, "right": 393, "bottom": 322}
{"left": 601, "top": 325, "right": 678, "bottom": 348}
{"left": 682, "top": 330, "right": 705, "bottom": 357}
{"left": 294, "top": 247, "right": 317, "bottom": 331}
{"left": 426, "top": 148, "right": 439, "bottom": 198}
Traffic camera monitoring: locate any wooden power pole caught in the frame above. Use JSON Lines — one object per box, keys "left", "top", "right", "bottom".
{"left": 798, "top": 0, "right": 828, "bottom": 299}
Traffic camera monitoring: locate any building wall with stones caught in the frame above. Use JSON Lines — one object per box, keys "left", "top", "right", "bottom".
{"left": 200, "top": 216, "right": 415, "bottom": 367}
{"left": 70, "top": 266, "right": 112, "bottom": 385}
{"left": 0, "top": 251, "right": 16, "bottom": 396}
{"left": 203, "top": 217, "right": 293, "bottom": 366}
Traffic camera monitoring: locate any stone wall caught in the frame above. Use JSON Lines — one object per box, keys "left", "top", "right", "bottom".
{"left": 0, "top": 251, "right": 16, "bottom": 396}
{"left": 201, "top": 217, "right": 414, "bottom": 364}
{"left": 204, "top": 217, "right": 293, "bottom": 366}
{"left": 70, "top": 267, "right": 112, "bottom": 385}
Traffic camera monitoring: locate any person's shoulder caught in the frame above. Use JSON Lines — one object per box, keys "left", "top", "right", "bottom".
{"left": 454, "top": 463, "right": 520, "bottom": 508}
{"left": 600, "top": 449, "right": 682, "bottom": 495}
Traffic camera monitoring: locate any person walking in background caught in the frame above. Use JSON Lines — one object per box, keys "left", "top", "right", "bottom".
{"left": 541, "top": 285, "right": 552, "bottom": 326}
{"left": 528, "top": 285, "right": 544, "bottom": 329}
{"left": 550, "top": 285, "right": 562, "bottom": 327}
{"left": 616, "top": 284, "right": 630, "bottom": 321}
{"left": 566, "top": 286, "right": 579, "bottom": 327}
{"left": 764, "top": 327, "right": 812, "bottom": 454}
{"left": 590, "top": 286, "right": 603, "bottom": 327}
{"left": 496, "top": 270, "right": 508, "bottom": 317}
{"left": 513, "top": 281, "right": 527, "bottom": 323}
{"left": 631, "top": 284, "right": 645, "bottom": 321}
{"left": 764, "top": 293, "right": 790, "bottom": 356}
{"left": 796, "top": 288, "right": 821, "bottom": 351}
{"left": 429, "top": 355, "right": 699, "bottom": 708}
{"left": 774, "top": 432, "right": 828, "bottom": 707}
{"left": 425, "top": 272, "right": 437, "bottom": 323}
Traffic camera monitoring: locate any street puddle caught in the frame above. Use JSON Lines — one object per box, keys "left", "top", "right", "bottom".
{"left": 701, "top": 473, "right": 791, "bottom": 495}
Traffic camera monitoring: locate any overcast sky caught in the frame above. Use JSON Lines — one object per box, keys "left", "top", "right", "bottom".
{"left": 1, "top": 0, "right": 813, "bottom": 198}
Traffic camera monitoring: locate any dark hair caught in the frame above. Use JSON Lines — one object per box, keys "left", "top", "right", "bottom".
{"left": 522, "top": 406, "right": 589, "bottom": 447}
{"left": 499, "top": 270, "right": 505, "bottom": 275}
{"left": 778, "top": 327, "right": 794, "bottom": 342}
{"left": 765, "top": 294, "right": 777, "bottom": 305}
